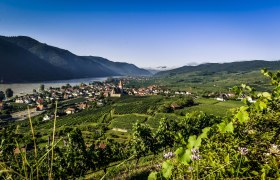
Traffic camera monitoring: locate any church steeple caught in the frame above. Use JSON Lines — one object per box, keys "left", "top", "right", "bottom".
{"left": 118, "top": 80, "right": 123, "bottom": 90}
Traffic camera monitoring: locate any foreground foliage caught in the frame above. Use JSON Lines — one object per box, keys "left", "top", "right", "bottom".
{"left": 149, "top": 69, "right": 280, "bottom": 179}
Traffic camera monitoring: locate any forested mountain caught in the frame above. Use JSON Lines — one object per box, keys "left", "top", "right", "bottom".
{"left": 0, "top": 36, "right": 151, "bottom": 83}
{"left": 156, "top": 60, "right": 280, "bottom": 77}
{"left": 0, "top": 38, "right": 73, "bottom": 83}
{"left": 84, "top": 56, "right": 151, "bottom": 76}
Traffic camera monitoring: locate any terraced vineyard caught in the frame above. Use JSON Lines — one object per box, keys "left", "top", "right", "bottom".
{"left": 110, "top": 114, "right": 148, "bottom": 131}
{"left": 176, "top": 98, "right": 243, "bottom": 117}
{"left": 112, "top": 96, "right": 162, "bottom": 114}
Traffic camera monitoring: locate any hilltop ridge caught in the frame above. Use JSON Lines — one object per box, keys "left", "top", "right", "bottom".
{"left": 0, "top": 35, "right": 151, "bottom": 83}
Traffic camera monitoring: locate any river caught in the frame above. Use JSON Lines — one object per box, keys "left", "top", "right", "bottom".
{"left": 0, "top": 76, "right": 116, "bottom": 96}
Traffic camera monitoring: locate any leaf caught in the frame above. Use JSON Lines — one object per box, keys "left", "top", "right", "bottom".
{"left": 175, "top": 147, "right": 184, "bottom": 156}
{"left": 225, "top": 122, "right": 234, "bottom": 133}
{"left": 235, "top": 106, "right": 249, "bottom": 123}
{"left": 199, "top": 127, "right": 211, "bottom": 139}
{"left": 148, "top": 172, "right": 158, "bottom": 180}
{"left": 218, "top": 122, "right": 234, "bottom": 133}
{"left": 187, "top": 127, "right": 210, "bottom": 149}
{"left": 262, "top": 92, "right": 271, "bottom": 100}
{"left": 175, "top": 147, "right": 191, "bottom": 165}
{"left": 259, "top": 101, "right": 267, "bottom": 111}
{"left": 261, "top": 172, "right": 266, "bottom": 180}
{"left": 175, "top": 132, "right": 186, "bottom": 145}
{"left": 162, "top": 160, "right": 173, "bottom": 179}
{"left": 194, "top": 136, "right": 202, "bottom": 148}
{"left": 217, "top": 122, "right": 226, "bottom": 133}
{"left": 246, "top": 86, "right": 252, "bottom": 92}
{"left": 187, "top": 135, "right": 197, "bottom": 149}
{"left": 224, "top": 154, "right": 230, "bottom": 163}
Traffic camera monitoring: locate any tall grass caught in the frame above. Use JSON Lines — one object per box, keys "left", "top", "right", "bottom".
{"left": 49, "top": 101, "right": 57, "bottom": 180}
{"left": 28, "top": 106, "right": 39, "bottom": 180}
{"left": 0, "top": 101, "right": 60, "bottom": 179}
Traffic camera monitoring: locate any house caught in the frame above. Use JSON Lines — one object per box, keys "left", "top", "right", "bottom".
{"left": 15, "top": 98, "right": 24, "bottom": 103}
{"left": 103, "top": 90, "right": 111, "bottom": 97}
{"left": 36, "top": 104, "right": 46, "bottom": 111}
{"left": 78, "top": 102, "right": 90, "bottom": 110}
{"left": 216, "top": 97, "right": 225, "bottom": 102}
{"left": 24, "top": 99, "right": 32, "bottom": 104}
{"left": 88, "top": 98, "right": 97, "bottom": 102}
{"left": 37, "top": 98, "right": 44, "bottom": 105}
{"left": 164, "top": 90, "right": 171, "bottom": 94}
{"left": 216, "top": 94, "right": 228, "bottom": 101}
{"left": 63, "top": 94, "right": 70, "bottom": 100}
{"left": 64, "top": 107, "right": 76, "bottom": 115}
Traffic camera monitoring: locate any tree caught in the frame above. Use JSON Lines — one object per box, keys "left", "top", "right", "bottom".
{"left": 63, "top": 128, "right": 91, "bottom": 177}
{"left": 90, "top": 140, "right": 112, "bottom": 173}
{"left": 0, "top": 91, "right": 5, "bottom": 101}
{"left": 155, "top": 118, "right": 178, "bottom": 151}
{"left": 39, "top": 84, "right": 45, "bottom": 92}
{"left": 158, "top": 103, "right": 174, "bottom": 113}
{"left": 5, "top": 88, "right": 13, "bottom": 99}
{"left": 131, "top": 122, "right": 153, "bottom": 166}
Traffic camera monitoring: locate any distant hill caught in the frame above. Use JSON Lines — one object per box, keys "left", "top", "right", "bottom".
{"left": 144, "top": 68, "right": 161, "bottom": 75}
{"left": 155, "top": 60, "right": 280, "bottom": 77}
{"left": 0, "top": 38, "right": 73, "bottom": 83}
{"left": 84, "top": 56, "right": 151, "bottom": 76}
{"left": 0, "top": 35, "right": 151, "bottom": 83}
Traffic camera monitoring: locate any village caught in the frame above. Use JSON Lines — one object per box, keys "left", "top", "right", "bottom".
{"left": 1, "top": 77, "right": 256, "bottom": 122}
{"left": 0, "top": 78, "right": 193, "bottom": 121}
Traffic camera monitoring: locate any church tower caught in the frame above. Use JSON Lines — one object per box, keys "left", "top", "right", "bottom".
{"left": 118, "top": 80, "right": 123, "bottom": 93}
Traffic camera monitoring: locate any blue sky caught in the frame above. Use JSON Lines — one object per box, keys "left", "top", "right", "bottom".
{"left": 1, "top": 0, "right": 280, "bottom": 68}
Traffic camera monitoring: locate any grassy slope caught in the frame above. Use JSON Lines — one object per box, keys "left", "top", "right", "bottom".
{"left": 126, "top": 70, "right": 273, "bottom": 94}
{"left": 12, "top": 95, "right": 243, "bottom": 149}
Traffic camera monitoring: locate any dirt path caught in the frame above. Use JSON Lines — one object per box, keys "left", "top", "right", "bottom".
{"left": 11, "top": 108, "right": 44, "bottom": 121}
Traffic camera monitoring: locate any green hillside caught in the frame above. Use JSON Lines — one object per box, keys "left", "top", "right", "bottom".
{"left": 156, "top": 60, "right": 280, "bottom": 77}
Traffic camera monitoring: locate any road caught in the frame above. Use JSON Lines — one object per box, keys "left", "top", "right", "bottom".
{"left": 11, "top": 108, "right": 45, "bottom": 121}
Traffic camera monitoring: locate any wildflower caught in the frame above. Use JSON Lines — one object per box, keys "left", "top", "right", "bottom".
{"left": 191, "top": 148, "right": 199, "bottom": 154}
{"left": 188, "top": 166, "right": 193, "bottom": 171}
{"left": 191, "top": 148, "right": 202, "bottom": 161}
{"left": 269, "top": 144, "right": 280, "bottom": 156}
{"left": 191, "top": 154, "right": 202, "bottom": 161}
{"left": 163, "top": 152, "right": 175, "bottom": 159}
{"left": 238, "top": 147, "right": 249, "bottom": 156}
